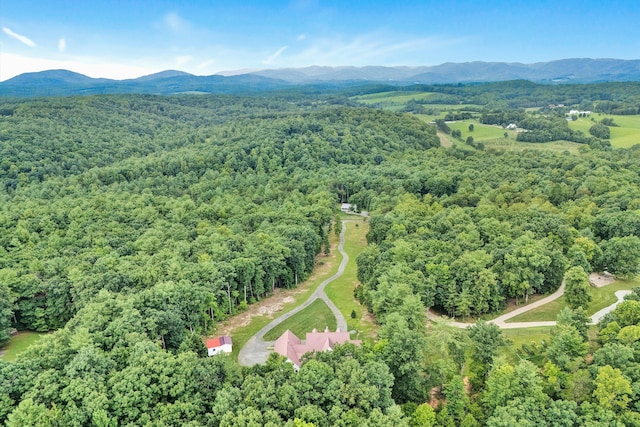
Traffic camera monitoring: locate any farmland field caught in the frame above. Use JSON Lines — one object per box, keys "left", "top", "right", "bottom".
{"left": 351, "top": 91, "right": 482, "bottom": 114}
{"left": 568, "top": 114, "right": 640, "bottom": 148}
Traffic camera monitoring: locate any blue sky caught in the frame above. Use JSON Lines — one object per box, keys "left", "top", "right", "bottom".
{"left": 1, "top": 0, "right": 639, "bottom": 81}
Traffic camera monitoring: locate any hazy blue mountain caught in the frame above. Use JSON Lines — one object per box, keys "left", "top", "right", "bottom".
{"left": 251, "top": 59, "right": 640, "bottom": 84}
{"left": 2, "top": 58, "right": 639, "bottom": 97}
{"left": 0, "top": 70, "right": 290, "bottom": 97}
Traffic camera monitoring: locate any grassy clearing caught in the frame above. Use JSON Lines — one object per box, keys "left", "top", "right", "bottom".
{"left": 448, "top": 121, "right": 513, "bottom": 142}
{"left": 218, "top": 225, "right": 343, "bottom": 360}
{"left": 507, "top": 278, "right": 640, "bottom": 323}
{"left": 352, "top": 91, "right": 482, "bottom": 115}
{"left": 0, "top": 332, "right": 45, "bottom": 362}
{"left": 501, "top": 327, "right": 553, "bottom": 364}
{"left": 568, "top": 114, "right": 640, "bottom": 148}
{"left": 352, "top": 91, "right": 436, "bottom": 104}
{"left": 325, "top": 217, "right": 378, "bottom": 340}
{"left": 483, "top": 138, "right": 583, "bottom": 154}
{"left": 263, "top": 299, "right": 337, "bottom": 341}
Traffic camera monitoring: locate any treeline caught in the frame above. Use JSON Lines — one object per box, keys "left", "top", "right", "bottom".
{"left": 389, "top": 80, "right": 640, "bottom": 111}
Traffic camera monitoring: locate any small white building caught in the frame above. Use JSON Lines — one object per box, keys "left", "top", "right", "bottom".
{"left": 206, "top": 336, "right": 233, "bottom": 356}
{"left": 341, "top": 203, "right": 355, "bottom": 212}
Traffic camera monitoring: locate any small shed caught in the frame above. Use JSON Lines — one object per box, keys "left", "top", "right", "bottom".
{"left": 341, "top": 203, "right": 355, "bottom": 212}
{"left": 206, "top": 336, "right": 233, "bottom": 356}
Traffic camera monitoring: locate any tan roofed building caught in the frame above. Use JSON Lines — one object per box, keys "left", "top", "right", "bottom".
{"left": 274, "top": 327, "right": 360, "bottom": 369}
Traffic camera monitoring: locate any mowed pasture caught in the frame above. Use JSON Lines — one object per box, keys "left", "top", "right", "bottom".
{"left": 568, "top": 114, "right": 640, "bottom": 148}
{"left": 351, "top": 91, "right": 482, "bottom": 115}
{"left": 352, "top": 91, "right": 438, "bottom": 105}
{"left": 446, "top": 121, "right": 515, "bottom": 142}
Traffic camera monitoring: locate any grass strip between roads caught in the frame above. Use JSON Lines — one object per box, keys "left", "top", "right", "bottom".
{"left": 263, "top": 299, "right": 337, "bottom": 341}
{"left": 324, "top": 216, "right": 378, "bottom": 339}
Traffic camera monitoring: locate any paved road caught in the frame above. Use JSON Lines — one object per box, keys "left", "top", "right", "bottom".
{"left": 238, "top": 220, "right": 351, "bottom": 366}
{"left": 427, "top": 281, "right": 632, "bottom": 329}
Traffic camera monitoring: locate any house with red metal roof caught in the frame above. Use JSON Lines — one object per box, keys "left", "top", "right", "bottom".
{"left": 206, "top": 336, "right": 233, "bottom": 356}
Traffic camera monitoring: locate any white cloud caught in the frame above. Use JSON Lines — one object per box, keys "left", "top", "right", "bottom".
{"left": 297, "top": 34, "right": 307, "bottom": 41}
{"left": 2, "top": 27, "right": 36, "bottom": 47}
{"left": 58, "top": 38, "right": 66, "bottom": 52}
{"left": 164, "top": 13, "right": 190, "bottom": 32}
{"left": 287, "top": 32, "right": 468, "bottom": 66}
{"left": 263, "top": 46, "right": 288, "bottom": 65}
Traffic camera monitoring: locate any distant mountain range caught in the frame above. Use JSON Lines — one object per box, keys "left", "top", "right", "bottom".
{"left": 2, "top": 58, "right": 639, "bottom": 97}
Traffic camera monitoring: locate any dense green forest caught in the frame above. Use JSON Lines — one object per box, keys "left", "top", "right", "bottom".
{"left": 1, "top": 87, "right": 640, "bottom": 426}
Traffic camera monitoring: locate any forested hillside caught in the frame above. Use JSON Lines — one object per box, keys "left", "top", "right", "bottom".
{"left": 1, "top": 91, "right": 640, "bottom": 426}
{"left": 356, "top": 147, "right": 640, "bottom": 319}
{"left": 0, "top": 95, "right": 437, "bottom": 336}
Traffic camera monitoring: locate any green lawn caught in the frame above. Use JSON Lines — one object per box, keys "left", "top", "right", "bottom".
{"left": 263, "top": 299, "right": 337, "bottom": 341}
{"left": 324, "top": 217, "right": 378, "bottom": 339}
{"left": 501, "top": 327, "right": 554, "bottom": 365}
{"left": 507, "top": 278, "right": 640, "bottom": 323}
{"left": 0, "top": 332, "right": 46, "bottom": 362}
{"left": 568, "top": 114, "right": 640, "bottom": 148}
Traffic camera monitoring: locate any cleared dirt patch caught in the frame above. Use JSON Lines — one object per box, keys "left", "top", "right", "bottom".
{"left": 589, "top": 272, "right": 616, "bottom": 287}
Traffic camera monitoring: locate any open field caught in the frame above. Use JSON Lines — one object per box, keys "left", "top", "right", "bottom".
{"left": 568, "top": 114, "right": 640, "bottom": 148}
{"left": 352, "top": 91, "right": 482, "bottom": 115}
{"left": 324, "top": 216, "right": 378, "bottom": 339}
{"left": 0, "top": 332, "right": 46, "bottom": 362}
{"left": 263, "top": 299, "right": 337, "bottom": 341}
{"left": 447, "top": 121, "right": 514, "bottom": 142}
{"left": 507, "top": 277, "right": 640, "bottom": 323}
{"left": 352, "top": 91, "right": 437, "bottom": 104}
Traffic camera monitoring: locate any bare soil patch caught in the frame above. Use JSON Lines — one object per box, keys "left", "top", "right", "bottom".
{"left": 589, "top": 272, "right": 616, "bottom": 287}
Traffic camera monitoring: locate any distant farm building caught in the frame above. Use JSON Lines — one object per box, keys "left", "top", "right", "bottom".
{"left": 206, "top": 336, "right": 233, "bottom": 356}
{"left": 568, "top": 110, "right": 592, "bottom": 116}
{"left": 274, "top": 328, "right": 361, "bottom": 370}
{"left": 341, "top": 203, "right": 355, "bottom": 212}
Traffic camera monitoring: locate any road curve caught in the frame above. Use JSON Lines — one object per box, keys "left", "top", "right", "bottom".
{"left": 238, "top": 220, "right": 351, "bottom": 366}
{"left": 427, "top": 281, "right": 632, "bottom": 329}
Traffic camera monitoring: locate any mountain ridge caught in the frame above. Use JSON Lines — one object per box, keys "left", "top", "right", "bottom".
{"left": 2, "top": 58, "right": 639, "bottom": 97}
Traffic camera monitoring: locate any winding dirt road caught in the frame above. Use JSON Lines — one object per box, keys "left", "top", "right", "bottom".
{"left": 238, "top": 220, "right": 351, "bottom": 367}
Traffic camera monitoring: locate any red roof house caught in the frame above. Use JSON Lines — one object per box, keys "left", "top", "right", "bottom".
{"left": 206, "top": 336, "right": 233, "bottom": 356}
